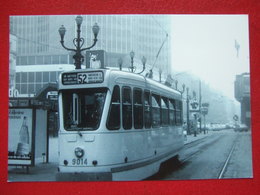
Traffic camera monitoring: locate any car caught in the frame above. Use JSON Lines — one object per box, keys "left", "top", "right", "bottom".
{"left": 234, "top": 124, "right": 248, "bottom": 132}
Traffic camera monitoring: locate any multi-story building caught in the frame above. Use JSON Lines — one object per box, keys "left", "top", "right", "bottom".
{"left": 234, "top": 73, "right": 251, "bottom": 127}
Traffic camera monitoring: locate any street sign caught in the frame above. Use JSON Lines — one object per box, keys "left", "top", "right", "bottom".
{"left": 201, "top": 107, "right": 208, "bottom": 115}
{"left": 202, "top": 103, "right": 209, "bottom": 107}
{"left": 233, "top": 115, "right": 239, "bottom": 121}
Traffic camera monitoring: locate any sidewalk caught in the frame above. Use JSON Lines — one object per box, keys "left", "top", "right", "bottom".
{"left": 8, "top": 131, "right": 212, "bottom": 182}
{"left": 184, "top": 130, "right": 212, "bottom": 145}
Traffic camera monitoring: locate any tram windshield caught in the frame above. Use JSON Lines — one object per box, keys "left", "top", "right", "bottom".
{"left": 62, "top": 88, "right": 107, "bottom": 131}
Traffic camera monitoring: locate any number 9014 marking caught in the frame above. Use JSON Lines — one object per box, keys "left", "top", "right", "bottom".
{"left": 72, "top": 158, "right": 87, "bottom": 165}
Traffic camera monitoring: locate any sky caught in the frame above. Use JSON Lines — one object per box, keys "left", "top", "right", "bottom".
{"left": 170, "top": 15, "right": 250, "bottom": 99}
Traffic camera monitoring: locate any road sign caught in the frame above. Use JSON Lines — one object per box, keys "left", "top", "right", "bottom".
{"left": 233, "top": 115, "right": 239, "bottom": 121}
{"left": 201, "top": 107, "right": 208, "bottom": 115}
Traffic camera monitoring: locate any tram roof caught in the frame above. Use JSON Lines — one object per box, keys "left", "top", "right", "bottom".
{"left": 59, "top": 68, "right": 182, "bottom": 99}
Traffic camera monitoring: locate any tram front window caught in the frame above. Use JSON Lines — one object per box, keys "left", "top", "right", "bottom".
{"left": 62, "top": 88, "right": 107, "bottom": 131}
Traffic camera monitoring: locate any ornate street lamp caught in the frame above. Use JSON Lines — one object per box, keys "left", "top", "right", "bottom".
{"left": 58, "top": 15, "right": 100, "bottom": 69}
{"left": 129, "top": 51, "right": 135, "bottom": 73}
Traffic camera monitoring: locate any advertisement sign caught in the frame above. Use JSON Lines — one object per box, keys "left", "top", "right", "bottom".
{"left": 86, "top": 50, "right": 105, "bottom": 68}
{"left": 8, "top": 108, "right": 33, "bottom": 165}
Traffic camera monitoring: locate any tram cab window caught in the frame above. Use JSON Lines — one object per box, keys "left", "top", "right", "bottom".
{"left": 62, "top": 88, "right": 107, "bottom": 131}
{"left": 176, "top": 100, "right": 182, "bottom": 125}
{"left": 151, "top": 94, "right": 161, "bottom": 127}
{"left": 161, "top": 97, "right": 169, "bottom": 126}
{"left": 169, "top": 99, "right": 176, "bottom": 126}
{"left": 107, "top": 85, "right": 120, "bottom": 130}
{"left": 122, "top": 86, "right": 132, "bottom": 130}
{"left": 133, "top": 88, "right": 143, "bottom": 129}
{"left": 144, "top": 91, "right": 151, "bottom": 129}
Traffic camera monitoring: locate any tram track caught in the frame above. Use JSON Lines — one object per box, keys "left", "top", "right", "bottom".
{"left": 217, "top": 134, "right": 238, "bottom": 179}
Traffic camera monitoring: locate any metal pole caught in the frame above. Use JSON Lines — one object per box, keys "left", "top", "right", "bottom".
{"left": 131, "top": 57, "right": 134, "bottom": 72}
{"left": 186, "top": 88, "right": 190, "bottom": 135}
{"left": 199, "top": 80, "right": 202, "bottom": 133}
{"left": 204, "top": 114, "right": 206, "bottom": 134}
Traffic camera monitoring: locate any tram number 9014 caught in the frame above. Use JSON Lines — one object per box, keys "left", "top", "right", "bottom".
{"left": 72, "top": 158, "right": 87, "bottom": 166}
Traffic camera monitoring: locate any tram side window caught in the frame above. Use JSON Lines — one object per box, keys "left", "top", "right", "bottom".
{"left": 151, "top": 94, "right": 161, "bottom": 127}
{"left": 169, "top": 99, "right": 176, "bottom": 126}
{"left": 176, "top": 100, "right": 182, "bottom": 125}
{"left": 122, "top": 86, "right": 132, "bottom": 130}
{"left": 144, "top": 91, "right": 151, "bottom": 129}
{"left": 133, "top": 88, "right": 143, "bottom": 129}
{"left": 107, "top": 85, "right": 120, "bottom": 130}
{"left": 161, "top": 97, "right": 169, "bottom": 126}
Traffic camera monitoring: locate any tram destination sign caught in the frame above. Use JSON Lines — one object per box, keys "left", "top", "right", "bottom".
{"left": 62, "top": 71, "right": 104, "bottom": 85}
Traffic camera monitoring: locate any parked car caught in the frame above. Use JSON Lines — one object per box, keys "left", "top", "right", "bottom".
{"left": 234, "top": 124, "right": 248, "bottom": 132}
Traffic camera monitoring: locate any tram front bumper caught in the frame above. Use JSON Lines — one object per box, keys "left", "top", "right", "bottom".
{"left": 56, "top": 172, "right": 112, "bottom": 181}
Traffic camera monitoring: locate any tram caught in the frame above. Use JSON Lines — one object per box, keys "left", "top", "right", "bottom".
{"left": 56, "top": 68, "right": 185, "bottom": 181}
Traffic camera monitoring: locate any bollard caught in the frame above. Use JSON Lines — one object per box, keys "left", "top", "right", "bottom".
{"left": 42, "top": 153, "right": 46, "bottom": 163}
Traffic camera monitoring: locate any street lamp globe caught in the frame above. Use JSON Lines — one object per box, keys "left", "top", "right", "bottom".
{"left": 130, "top": 51, "right": 135, "bottom": 59}
{"left": 92, "top": 23, "right": 100, "bottom": 38}
{"left": 58, "top": 25, "right": 66, "bottom": 40}
{"left": 75, "top": 15, "right": 83, "bottom": 26}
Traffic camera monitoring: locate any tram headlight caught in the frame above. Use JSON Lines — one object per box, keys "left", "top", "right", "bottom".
{"left": 74, "top": 147, "right": 84, "bottom": 158}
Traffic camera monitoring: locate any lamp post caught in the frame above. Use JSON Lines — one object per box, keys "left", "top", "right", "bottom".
{"left": 58, "top": 15, "right": 100, "bottom": 69}
{"left": 129, "top": 51, "right": 135, "bottom": 73}
{"left": 186, "top": 87, "right": 190, "bottom": 135}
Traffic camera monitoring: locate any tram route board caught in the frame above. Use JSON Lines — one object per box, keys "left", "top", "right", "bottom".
{"left": 62, "top": 71, "right": 104, "bottom": 85}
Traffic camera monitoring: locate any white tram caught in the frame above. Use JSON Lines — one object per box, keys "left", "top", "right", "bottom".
{"left": 56, "top": 68, "right": 185, "bottom": 181}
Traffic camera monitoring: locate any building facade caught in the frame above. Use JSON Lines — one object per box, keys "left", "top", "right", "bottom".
{"left": 234, "top": 73, "right": 251, "bottom": 127}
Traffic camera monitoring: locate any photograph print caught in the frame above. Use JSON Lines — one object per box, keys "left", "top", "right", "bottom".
{"left": 8, "top": 14, "right": 252, "bottom": 182}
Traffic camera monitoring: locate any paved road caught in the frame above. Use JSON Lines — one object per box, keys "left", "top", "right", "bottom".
{"left": 151, "top": 129, "right": 253, "bottom": 180}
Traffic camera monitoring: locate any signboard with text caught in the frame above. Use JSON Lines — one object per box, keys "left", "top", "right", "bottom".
{"left": 8, "top": 108, "right": 34, "bottom": 165}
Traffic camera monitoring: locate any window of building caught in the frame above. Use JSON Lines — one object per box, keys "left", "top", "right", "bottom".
{"left": 20, "top": 56, "right": 27, "bottom": 65}
{"left": 107, "top": 85, "right": 120, "bottom": 130}
{"left": 52, "top": 55, "right": 59, "bottom": 64}
{"left": 28, "top": 83, "right": 35, "bottom": 94}
{"left": 36, "top": 56, "right": 44, "bottom": 64}
{"left": 169, "top": 99, "right": 176, "bottom": 126}
{"left": 21, "top": 72, "right": 27, "bottom": 83}
{"left": 35, "top": 83, "right": 42, "bottom": 92}
{"left": 43, "top": 72, "right": 49, "bottom": 82}
{"left": 21, "top": 83, "right": 27, "bottom": 94}
{"left": 151, "top": 94, "right": 160, "bottom": 127}
{"left": 133, "top": 88, "right": 143, "bottom": 129}
{"left": 122, "top": 86, "right": 132, "bottom": 130}
{"left": 144, "top": 90, "right": 151, "bottom": 129}
{"left": 44, "top": 55, "right": 51, "bottom": 64}
{"left": 36, "top": 72, "right": 42, "bottom": 83}
{"left": 28, "top": 56, "right": 35, "bottom": 65}
{"left": 60, "top": 55, "right": 68, "bottom": 64}
{"left": 16, "top": 73, "right": 21, "bottom": 83}
{"left": 16, "top": 83, "right": 21, "bottom": 93}
{"left": 28, "top": 72, "right": 35, "bottom": 83}
{"left": 161, "top": 97, "right": 169, "bottom": 126}
{"left": 50, "top": 72, "right": 56, "bottom": 82}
